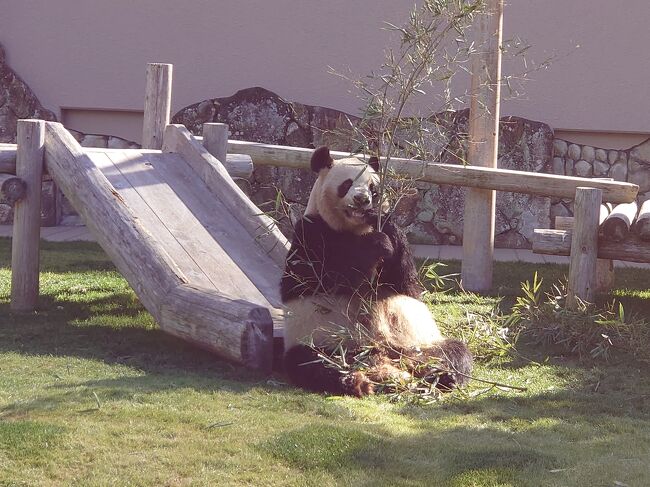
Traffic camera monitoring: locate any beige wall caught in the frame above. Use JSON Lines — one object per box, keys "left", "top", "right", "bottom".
{"left": 1, "top": 1, "right": 649, "bottom": 145}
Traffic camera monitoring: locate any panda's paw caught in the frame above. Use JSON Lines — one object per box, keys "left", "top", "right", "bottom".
{"left": 341, "top": 371, "right": 374, "bottom": 398}
{"left": 367, "top": 231, "right": 394, "bottom": 260}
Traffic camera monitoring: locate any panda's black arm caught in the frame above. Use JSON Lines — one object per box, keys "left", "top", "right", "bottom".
{"left": 377, "top": 218, "right": 424, "bottom": 298}
{"left": 281, "top": 217, "right": 391, "bottom": 301}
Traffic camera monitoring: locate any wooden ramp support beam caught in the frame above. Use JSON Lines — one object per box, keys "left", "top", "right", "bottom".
{"left": 11, "top": 120, "right": 45, "bottom": 311}
{"left": 567, "top": 187, "right": 602, "bottom": 309}
{"left": 42, "top": 121, "right": 273, "bottom": 371}
{"left": 226, "top": 140, "right": 638, "bottom": 204}
{"left": 142, "top": 63, "right": 172, "bottom": 150}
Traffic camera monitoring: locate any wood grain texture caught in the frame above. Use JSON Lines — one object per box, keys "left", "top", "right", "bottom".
{"left": 567, "top": 188, "right": 602, "bottom": 309}
{"left": 11, "top": 120, "right": 44, "bottom": 311}
{"left": 0, "top": 145, "right": 17, "bottom": 173}
{"left": 142, "top": 63, "right": 172, "bottom": 150}
{"left": 202, "top": 123, "right": 253, "bottom": 179}
{"left": 159, "top": 283, "right": 273, "bottom": 371}
{"left": 633, "top": 199, "right": 650, "bottom": 241}
{"left": 534, "top": 229, "right": 650, "bottom": 264}
{"left": 552, "top": 213, "right": 615, "bottom": 293}
{"left": 226, "top": 140, "right": 639, "bottom": 203}
{"left": 162, "top": 124, "right": 289, "bottom": 268}
{"left": 148, "top": 152, "right": 283, "bottom": 308}
{"left": 88, "top": 150, "right": 216, "bottom": 290}
{"left": 602, "top": 201, "right": 638, "bottom": 242}
{"left": 461, "top": 0, "right": 503, "bottom": 292}
{"left": 43, "top": 122, "right": 275, "bottom": 371}
{"left": 0, "top": 173, "right": 26, "bottom": 204}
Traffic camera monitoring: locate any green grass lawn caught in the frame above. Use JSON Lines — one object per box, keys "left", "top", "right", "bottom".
{"left": 1, "top": 238, "right": 649, "bottom": 486}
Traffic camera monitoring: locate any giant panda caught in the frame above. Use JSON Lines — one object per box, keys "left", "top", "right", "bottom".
{"left": 281, "top": 146, "right": 473, "bottom": 397}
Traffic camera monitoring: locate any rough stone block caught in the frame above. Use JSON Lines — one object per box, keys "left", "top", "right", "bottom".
{"left": 552, "top": 157, "right": 565, "bottom": 175}
{"left": 574, "top": 160, "right": 592, "bottom": 177}
{"left": 567, "top": 144, "right": 581, "bottom": 160}
{"left": 107, "top": 137, "right": 132, "bottom": 149}
{"left": 581, "top": 145, "right": 595, "bottom": 162}
{"left": 593, "top": 160, "right": 609, "bottom": 177}
{"left": 553, "top": 139, "right": 568, "bottom": 157}
{"left": 608, "top": 150, "right": 619, "bottom": 164}
{"left": 595, "top": 148, "right": 607, "bottom": 162}
{"left": 565, "top": 158, "right": 574, "bottom": 175}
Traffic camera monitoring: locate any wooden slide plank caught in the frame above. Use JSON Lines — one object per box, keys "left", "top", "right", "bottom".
{"left": 104, "top": 150, "right": 275, "bottom": 309}
{"left": 149, "top": 152, "right": 283, "bottom": 308}
{"left": 88, "top": 151, "right": 216, "bottom": 290}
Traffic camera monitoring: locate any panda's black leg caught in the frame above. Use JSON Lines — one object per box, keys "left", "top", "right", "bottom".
{"left": 418, "top": 339, "right": 474, "bottom": 391}
{"left": 284, "top": 345, "right": 374, "bottom": 397}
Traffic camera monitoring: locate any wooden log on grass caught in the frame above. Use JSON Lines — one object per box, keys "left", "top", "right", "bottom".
{"left": 633, "top": 199, "right": 650, "bottom": 241}
{"left": 43, "top": 121, "right": 273, "bottom": 371}
{"left": 567, "top": 187, "right": 602, "bottom": 309}
{"left": 226, "top": 140, "right": 639, "bottom": 204}
{"left": 602, "top": 201, "right": 638, "bottom": 242}
{"left": 159, "top": 284, "right": 273, "bottom": 372}
{"left": 142, "top": 63, "right": 172, "bottom": 150}
{"left": 11, "top": 120, "right": 44, "bottom": 312}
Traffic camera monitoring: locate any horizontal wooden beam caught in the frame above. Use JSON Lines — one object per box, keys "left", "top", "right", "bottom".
{"left": 0, "top": 145, "right": 17, "bottom": 173}
{"left": 533, "top": 229, "right": 650, "bottom": 264}
{"left": 226, "top": 140, "right": 638, "bottom": 203}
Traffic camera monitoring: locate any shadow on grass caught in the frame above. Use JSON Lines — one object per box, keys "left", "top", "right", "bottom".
{"left": 0, "top": 291, "right": 270, "bottom": 391}
{"left": 261, "top": 421, "right": 558, "bottom": 486}
{"left": 260, "top": 371, "right": 650, "bottom": 486}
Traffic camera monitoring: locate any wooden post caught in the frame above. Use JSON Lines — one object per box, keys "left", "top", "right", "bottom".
{"left": 202, "top": 123, "right": 228, "bottom": 165}
{"left": 142, "top": 63, "right": 173, "bottom": 150}
{"left": 11, "top": 120, "right": 45, "bottom": 311}
{"left": 202, "top": 123, "right": 254, "bottom": 179}
{"left": 461, "top": 0, "right": 503, "bottom": 292}
{"left": 567, "top": 187, "right": 602, "bottom": 310}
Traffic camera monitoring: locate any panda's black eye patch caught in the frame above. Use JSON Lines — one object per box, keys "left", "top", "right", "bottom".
{"left": 337, "top": 179, "right": 353, "bottom": 198}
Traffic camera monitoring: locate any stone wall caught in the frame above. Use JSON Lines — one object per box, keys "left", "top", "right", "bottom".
{"left": 551, "top": 137, "right": 650, "bottom": 221}
{"left": 174, "top": 93, "right": 555, "bottom": 248}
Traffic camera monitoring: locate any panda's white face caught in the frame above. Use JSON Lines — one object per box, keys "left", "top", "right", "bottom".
{"left": 310, "top": 157, "right": 386, "bottom": 234}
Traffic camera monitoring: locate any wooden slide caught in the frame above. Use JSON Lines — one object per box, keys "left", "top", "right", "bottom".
{"left": 42, "top": 121, "right": 288, "bottom": 372}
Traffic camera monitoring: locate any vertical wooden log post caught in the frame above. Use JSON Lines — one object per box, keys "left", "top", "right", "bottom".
{"left": 11, "top": 120, "right": 45, "bottom": 311}
{"left": 567, "top": 187, "right": 602, "bottom": 310}
{"left": 142, "top": 63, "right": 173, "bottom": 150}
{"left": 461, "top": 0, "right": 504, "bottom": 292}
{"left": 202, "top": 123, "right": 229, "bottom": 165}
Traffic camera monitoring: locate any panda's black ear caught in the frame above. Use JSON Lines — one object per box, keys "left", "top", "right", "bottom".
{"left": 368, "top": 156, "right": 380, "bottom": 172}
{"left": 311, "top": 146, "right": 333, "bottom": 173}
